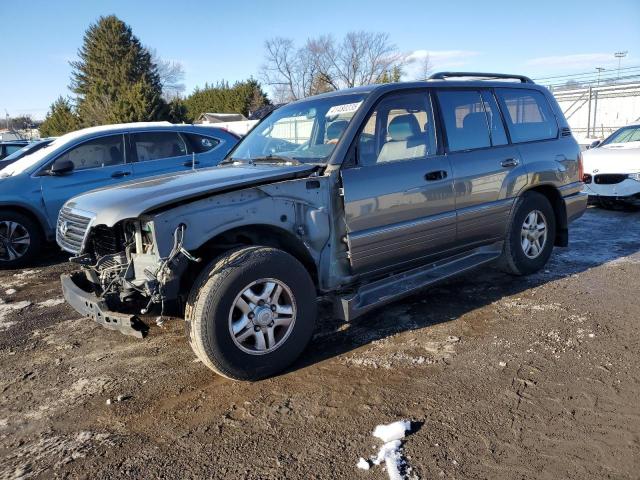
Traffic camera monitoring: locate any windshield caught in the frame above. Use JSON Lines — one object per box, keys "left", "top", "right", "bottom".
{"left": 601, "top": 126, "right": 640, "bottom": 146}
{"left": 1, "top": 139, "right": 54, "bottom": 163}
{"left": 229, "top": 93, "right": 366, "bottom": 164}
{"left": 0, "top": 136, "right": 71, "bottom": 177}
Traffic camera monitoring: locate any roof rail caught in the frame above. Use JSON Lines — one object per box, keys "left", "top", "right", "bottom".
{"left": 428, "top": 72, "right": 534, "bottom": 84}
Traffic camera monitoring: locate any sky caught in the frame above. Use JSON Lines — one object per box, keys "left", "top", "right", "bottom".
{"left": 1, "top": 0, "right": 639, "bottom": 120}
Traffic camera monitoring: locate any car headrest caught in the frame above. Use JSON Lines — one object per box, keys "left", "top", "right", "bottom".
{"left": 388, "top": 114, "right": 421, "bottom": 141}
{"left": 462, "top": 112, "right": 487, "bottom": 132}
{"left": 326, "top": 120, "right": 349, "bottom": 141}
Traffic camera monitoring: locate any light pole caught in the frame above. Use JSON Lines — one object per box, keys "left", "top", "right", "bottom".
{"left": 614, "top": 51, "right": 627, "bottom": 81}
{"left": 595, "top": 67, "right": 605, "bottom": 86}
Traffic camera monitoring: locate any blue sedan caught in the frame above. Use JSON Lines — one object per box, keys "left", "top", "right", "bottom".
{"left": 0, "top": 122, "right": 239, "bottom": 266}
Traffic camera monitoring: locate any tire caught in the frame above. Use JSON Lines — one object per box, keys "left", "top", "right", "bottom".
{"left": 499, "top": 191, "right": 556, "bottom": 276}
{"left": 185, "top": 246, "right": 317, "bottom": 381}
{"left": 0, "top": 210, "right": 43, "bottom": 269}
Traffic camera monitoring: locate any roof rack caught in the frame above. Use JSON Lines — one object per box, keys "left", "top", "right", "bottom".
{"left": 428, "top": 72, "right": 534, "bottom": 84}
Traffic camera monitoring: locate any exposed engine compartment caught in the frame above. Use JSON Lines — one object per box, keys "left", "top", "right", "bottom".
{"left": 73, "top": 220, "right": 193, "bottom": 317}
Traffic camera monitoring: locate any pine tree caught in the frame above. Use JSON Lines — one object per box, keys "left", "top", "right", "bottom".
{"left": 70, "top": 15, "right": 165, "bottom": 126}
{"left": 39, "top": 97, "right": 80, "bottom": 137}
{"left": 182, "top": 79, "right": 269, "bottom": 121}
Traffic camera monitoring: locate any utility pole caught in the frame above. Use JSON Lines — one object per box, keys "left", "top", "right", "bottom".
{"left": 614, "top": 51, "right": 627, "bottom": 81}
{"left": 595, "top": 67, "right": 605, "bottom": 85}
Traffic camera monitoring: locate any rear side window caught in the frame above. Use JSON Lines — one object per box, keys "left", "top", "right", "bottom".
{"left": 437, "top": 90, "right": 491, "bottom": 151}
{"left": 132, "top": 131, "right": 188, "bottom": 162}
{"left": 182, "top": 133, "right": 220, "bottom": 153}
{"left": 496, "top": 88, "right": 558, "bottom": 143}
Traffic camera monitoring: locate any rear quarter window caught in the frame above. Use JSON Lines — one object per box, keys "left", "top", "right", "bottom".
{"left": 496, "top": 88, "right": 558, "bottom": 143}
{"left": 182, "top": 133, "right": 220, "bottom": 153}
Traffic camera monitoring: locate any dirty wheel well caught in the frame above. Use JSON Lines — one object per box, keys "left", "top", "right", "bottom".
{"left": 181, "top": 225, "right": 319, "bottom": 295}
{"left": 523, "top": 185, "right": 568, "bottom": 247}
{"left": 0, "top": 206, "right": 46, "bottom": 238}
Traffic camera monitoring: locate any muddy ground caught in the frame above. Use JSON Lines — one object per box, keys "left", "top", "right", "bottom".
{"left": 0, "top": 206, "right": 639, "bottom": 480}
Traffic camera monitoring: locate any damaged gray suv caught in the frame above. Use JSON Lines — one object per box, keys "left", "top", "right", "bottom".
{"left": 58, "top": 73, "right": 587, "bottom": 380}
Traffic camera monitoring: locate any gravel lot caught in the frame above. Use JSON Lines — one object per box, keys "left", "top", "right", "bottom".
{"left": 1, "top": 206, "right": 639, "bottom": 480}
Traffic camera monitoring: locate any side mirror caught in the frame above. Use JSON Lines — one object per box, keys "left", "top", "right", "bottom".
{"left": 587, "top": 140, "right": 601, "bottom": 150}
{"left": 50, "top": 159, "right": 74, "bottom": 175}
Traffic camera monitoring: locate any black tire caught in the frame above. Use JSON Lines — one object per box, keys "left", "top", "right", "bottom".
{"left": 0, "top": 210, "right": 43, "bottom": 269}
{"left": 499, "top": 191, "right": 556, "bottom": 276}
{"left": 185, "top": 246, "right": 317, "bottom": 381}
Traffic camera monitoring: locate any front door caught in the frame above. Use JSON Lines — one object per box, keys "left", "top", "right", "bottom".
{"left": 39, "top": 134, "right": 132, "bottom": 229}
{"left": 436, "top": 89, "right": 525, "bottom": 247}
{"left": 341, "top": 90, "right": 456, "bottom": 274}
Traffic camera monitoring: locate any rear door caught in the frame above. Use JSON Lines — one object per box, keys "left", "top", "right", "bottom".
{"left": 39, "top": 134, "right": 133, "bottom": 228}
{"left": 129, "top": 130, "right": 194, "bottom": 178}
{"left": 340, "top": 90, "right": 456, "bottom": 274}
{"left": 436, "top": 89, "right": 525, "bottom": 248}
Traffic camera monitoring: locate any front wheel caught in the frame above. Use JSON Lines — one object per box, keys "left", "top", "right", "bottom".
{"left": 0, "top": 210, "right": 43, "bottom": 269}
{"left": 499, "top": 191, "right": 556, "bottom": 276}
{"left": 185, "top": 246, "right": 317, "bottom": 381}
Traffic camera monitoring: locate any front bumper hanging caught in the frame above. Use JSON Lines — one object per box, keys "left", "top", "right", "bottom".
{"left": 60, "top": 273, "right": 149, "bottom": 338}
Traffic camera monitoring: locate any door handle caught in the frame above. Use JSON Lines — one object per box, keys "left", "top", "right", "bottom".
{"left": 183, "top": 160, "right": 200, "bottom": 167}
{"left": 500, "top": 158, "right": 519, "bottom": 168}
{"left": 425, "top": 170, "right": 448, "bottom": 181}
{"left": 111, "top": 171, "right": 131, "bottom": 178}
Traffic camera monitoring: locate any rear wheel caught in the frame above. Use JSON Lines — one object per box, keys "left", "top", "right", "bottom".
{"left": 185, "top": 246, "right": 317, "bottom": 381}
{"left": 499, "top": 191, "right": 556, "bottom": 275}
{"left": 0, "top": 210, "right": 43, "bottom": 268}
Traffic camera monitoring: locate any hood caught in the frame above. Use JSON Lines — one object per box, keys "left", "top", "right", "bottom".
{"left": 65, "top": 163, "right": 317, "bottom": 226}
{"left": 583, "top": 142, "right": 640, "bottom": 174}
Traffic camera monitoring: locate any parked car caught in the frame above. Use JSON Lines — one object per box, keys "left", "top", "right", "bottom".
{"left": 0, "top": 122, "right": 239, "bottom": 266}
{"left": 58, "top": 73, "right": 587, "bottom": 380}
{"left": 582, "top": 123, "right": 640, "bottom": 209}
{"left": 0, "top": 138, "right": 55, "bottom": 169}
{"left": 0, "top": 140, "right": 29, "bottom": 160}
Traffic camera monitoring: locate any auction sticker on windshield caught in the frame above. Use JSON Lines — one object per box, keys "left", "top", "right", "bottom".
{"left": 326, "top": 101, "right": 362, "bottom": 117}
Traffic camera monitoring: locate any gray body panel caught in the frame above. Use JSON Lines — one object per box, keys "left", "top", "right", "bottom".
{"left": 65, "top": 164, "right": 317, "bottom": 227}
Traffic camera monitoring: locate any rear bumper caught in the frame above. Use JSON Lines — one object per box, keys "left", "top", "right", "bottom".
{"left": 61, "top": 273, "right": 148, "bottom": 338}
{"left": 564, "top": 191, "right": 588, "bottom": 223}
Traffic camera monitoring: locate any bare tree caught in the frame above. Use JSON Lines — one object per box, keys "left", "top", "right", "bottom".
{"left": 417, "top": 53, "right": 433, "bottom": 80}
{"left": 261, "top": 32, "right": 404, "bottom": 101}
{"left": 150, "top": 49, "right": 186, "bottom": 100}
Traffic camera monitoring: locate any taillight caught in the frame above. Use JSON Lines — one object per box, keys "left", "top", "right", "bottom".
{"left": 578, "top": 152, "right": 585, "bottom": 182}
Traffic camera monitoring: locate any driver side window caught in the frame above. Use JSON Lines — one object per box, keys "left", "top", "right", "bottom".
{"left": 56, "top": 135, "right": 125, "bottom": 171}
{"left": 357, "top": 92, "right": 436, "bottom": 166}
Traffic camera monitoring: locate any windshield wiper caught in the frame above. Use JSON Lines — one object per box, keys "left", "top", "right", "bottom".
{"left": 221, "top": 155, "right": 301, "bottom": 166}
{"left": 250, "top": 155, "right": 301, "bottom": 165}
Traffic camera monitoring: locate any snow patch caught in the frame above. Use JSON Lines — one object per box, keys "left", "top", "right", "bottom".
{"left": 37, "top": 298, "right": 65, "bottom": 308}
{"left": 0, "top": 300, "right": 31, "bottom": 331}
{"left": 373, "top": 420, "right": 411, "bottom": 443}
{"left": 358, "top": 420, "right": 415, "bottom": 480}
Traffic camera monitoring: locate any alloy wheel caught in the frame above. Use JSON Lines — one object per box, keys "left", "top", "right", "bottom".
{"left": 228, "top": 278, "right": 297, "bottom": 355}
{"left": 0, "top": 221, "right": 31, "bottom": 262}
{"left": 520, "top": 210, "right": 548, "bottom": 259}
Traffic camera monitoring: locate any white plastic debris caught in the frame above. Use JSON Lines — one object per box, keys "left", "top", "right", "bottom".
{"left": 357, "top": 458, "right": 370, "bottom": 470}
{"left": 106, "top": 399, "right": 112, "bottom": 405}
{"left": 498, "top": 361, "right": 507, "bottom": 367}
{"left": 373, "top": 420, "right": 411, "bottom": 443}
{"left": 5, "top": 289, "right": 16, "bottom": 295}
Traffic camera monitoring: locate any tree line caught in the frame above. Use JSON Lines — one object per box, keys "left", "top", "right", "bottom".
{"left": 40, "top": 15, "right": 418, "bottom": 137}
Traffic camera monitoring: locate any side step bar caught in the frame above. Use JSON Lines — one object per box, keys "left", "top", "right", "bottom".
{"left": 333, "top": 244, "right": 502, "bottom": 322}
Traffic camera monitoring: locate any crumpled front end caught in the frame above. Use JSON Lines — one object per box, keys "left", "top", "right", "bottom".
{"left": 58, "top": 206, "right": 194, "bottom": 337}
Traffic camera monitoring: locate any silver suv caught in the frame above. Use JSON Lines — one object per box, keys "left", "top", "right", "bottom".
{"left": 58, "top": 73, "right": 587, "bottom": 380}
